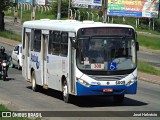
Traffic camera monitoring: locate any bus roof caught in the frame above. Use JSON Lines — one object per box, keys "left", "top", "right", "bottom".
{"left": 23, "top": 19, "right": 135, "bottom": 32}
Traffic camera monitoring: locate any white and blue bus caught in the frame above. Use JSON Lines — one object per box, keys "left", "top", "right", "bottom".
{"left": 22, "top": 19, "right": 139, "bottom": 103}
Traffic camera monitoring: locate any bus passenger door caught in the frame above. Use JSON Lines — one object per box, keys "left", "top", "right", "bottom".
{"left": 41, "top": 30, "right": 49, "bottom": 89}
{"left": 22, "top": 28, "right": 31, "bottom": 81}
{"left": 69, "top": 32, "right": 76, "bottom": 94}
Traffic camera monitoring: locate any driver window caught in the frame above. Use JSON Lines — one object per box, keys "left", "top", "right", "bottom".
{"left": 88, "top": 40, "right": 104, "bottom": 63}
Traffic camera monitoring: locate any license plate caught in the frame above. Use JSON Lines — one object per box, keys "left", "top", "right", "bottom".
{"left": 103, "top": 88, "right": 113, "bottom": 93}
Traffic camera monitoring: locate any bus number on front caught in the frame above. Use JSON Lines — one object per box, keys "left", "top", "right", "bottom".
{"left": 116, "top": 81, "right": 125, "bottom": 85}
{"left": 91, "top": 64, "right": 104, "bottom": 70}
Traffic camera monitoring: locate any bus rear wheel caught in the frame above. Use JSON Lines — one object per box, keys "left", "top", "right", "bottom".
{"left": 31, "top": 71, "right": 39, "bottom": 92}
{"left": 62, "top": 80, "right": 70, "bottom": 103}
{"left": 17, "top": 61, "right": 21, "bottom": 70}
{"left": 113, "top": 95, "right": 124, "bottom": 104}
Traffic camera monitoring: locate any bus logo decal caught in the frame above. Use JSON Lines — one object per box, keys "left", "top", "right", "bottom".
{"left": 47, "top": 56, "right": 49, "bottom": 63}
{"left": 36, "top": 62, "right": 40, "bottom": 69}
{"left": 31, "top": 53, "right": 40, "bottom": 69}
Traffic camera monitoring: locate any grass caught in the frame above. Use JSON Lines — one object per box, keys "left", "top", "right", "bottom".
{"left": 5, "top": 9, "right": 56, "bottom": 22}
{"left": 0, "top": 30, "right": 21, "bottom": 42}
{"left": 0, "top": 104, "right": 10, "bottom": 111}
{"left": 138, "top": 60, "right": 160, "bottom": 76}
{"left": 137, "top": 34, "right": 160, "bottom": 50}
{"left": 0, "top": 104, "right": 24, "bottom": 120}
{"left": 137, "top": 29, "right": 160, "bottom": 35}
{"left": 21, "top": 11, "right": 55, "bottom": 22}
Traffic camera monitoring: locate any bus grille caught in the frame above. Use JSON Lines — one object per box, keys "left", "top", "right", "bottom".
{"left": 88, "top": 74, "right": 128, "bottom": 81}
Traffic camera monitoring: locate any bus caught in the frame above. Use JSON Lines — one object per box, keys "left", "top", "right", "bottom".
{"left": 22, "top": 19, "right": 139, "bottom": 103}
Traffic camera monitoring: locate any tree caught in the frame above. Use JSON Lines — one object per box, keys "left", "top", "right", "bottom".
{"left": 0, "top": 0, "right": 14, "bottom": 31}
{"left": 51, "top": 0, "right": 68, "bottom": 19}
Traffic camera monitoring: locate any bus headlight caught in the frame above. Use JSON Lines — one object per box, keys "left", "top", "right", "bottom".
{"left": 126, "top": 77, "right": 137, "bottom": 86}
{"left": 77, "top": 78, "right": 90, "bottom": 87}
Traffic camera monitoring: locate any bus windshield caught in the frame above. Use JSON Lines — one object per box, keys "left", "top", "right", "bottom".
{"left": 76, "top": 37, "right": 136, "bottom": 71}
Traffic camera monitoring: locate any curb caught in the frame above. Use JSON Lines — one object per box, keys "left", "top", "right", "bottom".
{"left": 138, "top": 77, "right": 160, "bottom": 85}
{"left": 0, "top": 37, "right": 21, "bottom": 47}
{"left": 5, "top": 22, "right": 22, "bottom": 27}
{"left": 138, "top": 72, "right": 160, "bottom": 85}
{"left": 139, "top": 46, "right": 160, "bottom": 55}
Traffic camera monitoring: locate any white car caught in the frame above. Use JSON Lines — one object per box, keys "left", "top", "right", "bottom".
{"left": 11, "top": 44, "right": 22, "bottom": 70}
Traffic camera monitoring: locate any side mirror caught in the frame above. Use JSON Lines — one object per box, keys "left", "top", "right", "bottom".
{"left": 71, "top": 37, "right": 77, "bottom": 49}
{"left": 136, "top": 42, "right": 139, "bottom": 51}
{"left": 14, "top": 50, "right": 19, "bottom": 54}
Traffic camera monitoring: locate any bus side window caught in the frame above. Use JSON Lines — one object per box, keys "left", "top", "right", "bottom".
{"left": 33, "top": 29, "right": 41, "bottom": 52}
{"left": 61, "top": 32, "right": 68, "bottom": 57}
{"left": 23, "top": 28, "right": 25, "bottom": 49}
{"left": 53, "top": 31, "right": 61, "bottom": 55}
{"left": 48, "top": 31, "right": 54, "bottom": 54}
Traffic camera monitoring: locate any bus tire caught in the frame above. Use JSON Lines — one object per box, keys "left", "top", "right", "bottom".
{"left": 17, "top": 61, "right": 21, "bottom": 70}
{"left": 113, "top": 95, "right": 124, "bottom": 104}
{"left": 3, "top": 70, "right": 7, "bottom": 81}
{"left": 62, "top": 80, "right": 70, "bottom": 103}
{"left": 31, "top": 71, "right": 38, "bottom": 92}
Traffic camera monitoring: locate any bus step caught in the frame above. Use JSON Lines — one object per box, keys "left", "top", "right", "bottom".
{"left": 43, "top": 84, "right": 48, "bottom": 89}
{"left": 27, "top": 79, "right": 31, "bottom": 83}
{"left": 71, "top": 90, "right": 75, "bottom": 94}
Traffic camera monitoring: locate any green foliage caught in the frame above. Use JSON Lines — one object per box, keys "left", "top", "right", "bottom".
{"left": 5, "top": 8, "right": 56, "bottom": 23}
{"left": 138, "top": 23, "right": 149, "bottom": 30}
{"left": 155, "top": 19, "right": 160, "bottom": 32}
{"left": 137, "top": 18, "right": 160, "bottom": 32}
{"left": 0, "top": 0, "right": 15, "bottom": 31}
{"left": 0, "top": 0, "right": 15, "bottom": 12}
{"left": 0, "top": 104, "right": 10, "bottom": 111}
{"left": 137, "top": 34, "right": 160, "bottom": 50}
{"left": 0, "top": 30, "right": 21, "bottom": 41}
{"left": 138, "top": 60, "right": 160, "bottom": 76}
{"left": 35, "top": 11, "right": 55, "bottom": 20}
{"left": 51, "top": 0, "right": 68, "bottom": 18}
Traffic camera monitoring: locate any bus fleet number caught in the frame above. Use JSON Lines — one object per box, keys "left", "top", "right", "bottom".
{"left": 116, "top": 81, "right": 125, "bottom": 85}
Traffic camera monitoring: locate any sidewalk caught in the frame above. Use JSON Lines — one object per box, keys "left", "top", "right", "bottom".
{"left": 0, "top": 36, "right": 20, "bottom": 46}
{"left": 4, "top": 16, "right": 22, "bottom": 27}
{"left": 138, "top": 72, "right": 160, "bottom": 85}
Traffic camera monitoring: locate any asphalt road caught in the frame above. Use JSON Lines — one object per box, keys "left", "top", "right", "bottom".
{"left": 0, "top": 43, "right": 159, "bottom": 120}
{"left": 138, "top": 51, "right": 160, "bottom": 69}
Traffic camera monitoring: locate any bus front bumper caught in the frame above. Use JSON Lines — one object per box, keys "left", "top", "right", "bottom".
{"left": 76, "top": 81, "right": 137, "bottom": 96}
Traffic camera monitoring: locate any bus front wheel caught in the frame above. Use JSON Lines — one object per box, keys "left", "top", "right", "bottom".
{"left": 62, "top": 80, "right": 70, "bottom": 103}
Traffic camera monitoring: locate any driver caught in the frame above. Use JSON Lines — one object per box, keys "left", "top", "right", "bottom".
{"left": 0, "top": 46, "right": 9, "bottom": 77}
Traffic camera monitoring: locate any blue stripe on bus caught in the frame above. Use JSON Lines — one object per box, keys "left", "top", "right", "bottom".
{"left": 76, "top": 81, "right": 137, "bottom": 96}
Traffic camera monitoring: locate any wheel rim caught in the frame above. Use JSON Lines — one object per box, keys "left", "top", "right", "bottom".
{"left": 32, "top": 76, "right": 36, "bottom": 90}
{"left": 18, "top": 62, "right": 20, "bottom": 69}
{"left": 63, "top": 83, "right": 68, "bottom": 98}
